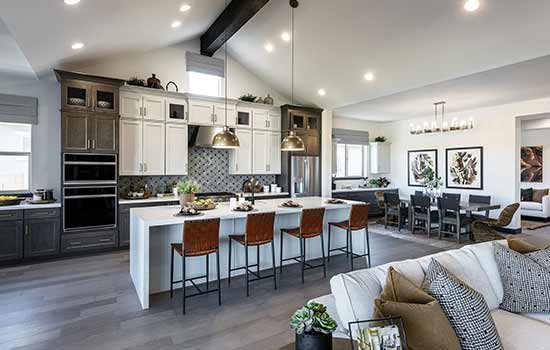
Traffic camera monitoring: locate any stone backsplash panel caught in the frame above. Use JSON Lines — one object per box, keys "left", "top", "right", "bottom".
{"left": 119, "top": 147, "right": 276, "bottom": 194}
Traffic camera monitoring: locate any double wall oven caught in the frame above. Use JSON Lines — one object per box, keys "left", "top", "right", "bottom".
{"left": 63, "top": 154, "right": 117, "bottom": 232}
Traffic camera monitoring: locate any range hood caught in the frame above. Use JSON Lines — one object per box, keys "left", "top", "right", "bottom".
{"left": 188, "top": 125, "right": 236, "bottom": 147}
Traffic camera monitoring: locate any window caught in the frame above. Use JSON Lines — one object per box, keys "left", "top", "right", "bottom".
{"left": 0, "top": 122, "right": 31, "bottom": 192}
{"left": 334, "top": 143, "right": 369, "bottom": 178}
{"left": 188, "top": 71, "right": 223, "bottom": 97}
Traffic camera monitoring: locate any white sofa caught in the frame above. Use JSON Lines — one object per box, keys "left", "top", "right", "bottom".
{"left": 312, "top": 241, "right": 550, "bottom": 350}
{"left": 521, "top": 195, "right": 550, "bottom": 219}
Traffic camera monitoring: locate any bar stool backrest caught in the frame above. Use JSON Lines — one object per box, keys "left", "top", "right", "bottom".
{"left": 183, "top": 218, "right": 220, "bottom": 256}
{"left": 411, "top": 194, "right": 431, "bottom": 214}
{"left": 349, "top": 203, "right": 371, "bottom": 230}
{"left": 469, "top": 194, "right": 491, "bottom": 204}
{"left": 245, "top": 212, "right": 276, "bottom": 245}
{"left": 384, "top": 192, "right": 400, "bottom": 207}
{"left": 300, "top": 208, "right": 325, "bottom": 238}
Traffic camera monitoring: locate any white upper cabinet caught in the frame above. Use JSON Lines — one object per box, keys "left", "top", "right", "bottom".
{"left": 267, "top": 110, "right": 281, "bottom": 131}
{"left": 214, "top": 102, "right": 237, "bottom": 127}
{"left": 369, "top": 142, "right": 391, "bottom": 174}
{"left": 188, "top": 99, "right": 214, "bottom": 125}
{"left": 252, "top": 108, "right": 281, "bottom": 131}
{"left": 119, "top": 119, "right": 143, "bottom": 176}
{"left": 229, "top": 129, "right": 252, "bottom": 175}
{"left": 252, "top": 130, "right": 281, "bottom": 175}
{"left": 120, "top": 92, "right": 142, "bottom": 119}
{"left": 142, "top": 122, "right": 165, "bottom": 175}
{"left": 142, "top": 95, "right": 165, "bottom": 121}
{"left": 165, "top": 124, "right": 188, "bottom": 175}
{"left": 269, "top": 132, "right": 281, "bottom": 174}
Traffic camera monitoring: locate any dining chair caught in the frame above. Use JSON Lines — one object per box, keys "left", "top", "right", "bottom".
{"left": 410, "top": 195, "right": 439, "bottom": 237}
{"left": 469, "top": 195, "right": 491, "bottom": 219}
{"left": 384, "top": 192, "right": 406, "bottom": 231}
{"left": 443, "top": 193, "right": 461, "bottom": 201}
{"left": 437, "top": 197, "right": 473, "bottom": 243}
{"left": 415, "top": 190, "right": 424, "bottom": 196}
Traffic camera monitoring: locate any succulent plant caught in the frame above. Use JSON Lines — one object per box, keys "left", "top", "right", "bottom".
{"left": 239, "top": 93, "right": 257, "bottom": 102}
{"left": 290, "top": 302, "right": 337, "bottom": 335}
{"left": 176, "top": 181, "right": 201, "bottom": 194}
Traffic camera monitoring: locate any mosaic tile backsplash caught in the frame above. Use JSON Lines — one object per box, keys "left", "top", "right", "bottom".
{"left": 119, "top": 147, "right": 276, "bottom": 195}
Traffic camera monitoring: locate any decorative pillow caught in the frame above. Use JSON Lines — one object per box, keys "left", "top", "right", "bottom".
{"left": 532, "top": 188, "right": 549, "bottom": 203}
{"left": 521, "top": 188, "right": 533, "bottom": 202}
{"left": 374, "top": 267, "right": 460, "bottom": 350}
{"left": 506, "top": 236, "right": 540, "bottom": 254}
{"left": 424, "top": 259, "right": 503, "bottom": 350}
{"left": 494, "top": 244, "right": 550, "bottom": 313}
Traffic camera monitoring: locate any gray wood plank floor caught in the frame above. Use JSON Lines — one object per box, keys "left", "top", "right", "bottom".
{"left": 0, "top": 233, "right": 443, "bottom": 350}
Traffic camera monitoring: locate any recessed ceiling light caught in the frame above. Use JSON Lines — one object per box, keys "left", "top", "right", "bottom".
{"left": 281, "top": 32, "right": 291, "bottom": 42}
{"left": 464, "top": 0, "right": 480, "bottom": 12}
{"left": 317, "top": 89, "right": 326, "bottom": 96}
{"left": 64, "top": 0, "right": 80, "bottom": 5}
{"left": 364, "top": 72, "right": 375, "bottom": 82}
{"left": 171, "top": 20, "right": 182, "bottom": 28}
{"left": 71, "top": 42, "right": 84, "bottom": 50}
{"left": 179, "top": 3, "right": 191, "bottom": 12}
{"left": 264, "top": 43, "right": 274, "bottom": 53}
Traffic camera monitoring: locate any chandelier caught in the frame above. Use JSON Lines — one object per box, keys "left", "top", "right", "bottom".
{"left": 409, "top": 101, "right": 474, "bottom": 135}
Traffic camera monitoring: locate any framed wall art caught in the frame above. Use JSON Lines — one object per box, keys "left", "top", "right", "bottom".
{"left": 408, "top": 149, "right": 437, "bottom": 187}
{"left": 521, "top": 146, "right": 543, "bottom": 183}
{"left": 446, "top": 146, "right": 483, "bottom": 190}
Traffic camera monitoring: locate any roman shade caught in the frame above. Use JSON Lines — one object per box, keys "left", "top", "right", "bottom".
{"left": 186, "top": 52, "right": 225, "bottom": 78}
{"left": 332, "top": 128, "right": 369, "bottom": 145}
{"left": 0, "top": 93, "right": 38, "bottom": 125}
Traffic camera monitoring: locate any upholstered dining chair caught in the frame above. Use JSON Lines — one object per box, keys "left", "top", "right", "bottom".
{"left": 437, "top": 197, "right": 473, "bottom": 243}
{"left": 472, "top": 203, "right": 520, "bottom": 242}
{"left": 410, "top": 194, "right": 439, "bottom": 237}
{"left": 384, "top": 192, "right": 407, "bottom": 231}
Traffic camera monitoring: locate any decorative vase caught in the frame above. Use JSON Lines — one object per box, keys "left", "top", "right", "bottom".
{"left": 295, "top": 332, "right": 332, "bottom": 350}
{"left": 256, "top": 97, "right": 264, "bottom": 104}
{"left": 264, "top": 94, "right": 274, "bottom": 105}
{"left": 147, "top": 74, "right": 163, "bottom": 89}
{"left": 179, "top": 193, "right": 195, "bottom": 207}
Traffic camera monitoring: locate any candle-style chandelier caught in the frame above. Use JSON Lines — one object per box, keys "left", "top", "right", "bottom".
{"left": 409, "top": 101, "right": 474, "bottom": 135}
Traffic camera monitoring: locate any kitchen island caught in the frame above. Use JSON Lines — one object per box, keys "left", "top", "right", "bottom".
{"left": 130, "top": 197, "right": 364, "bottom": 309}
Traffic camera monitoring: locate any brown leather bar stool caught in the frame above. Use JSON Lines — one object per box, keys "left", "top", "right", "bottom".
{"left": 280, "top": 208, "right": 326, "bottom": 284}
{"left": 228, "top": 212, "right": 277, "bottom": 297}
{"left": 328, "top": 203, "right": 371, "bottom": 271}
{"left": 170, "top": 218, "right": 221, "bottom": 314}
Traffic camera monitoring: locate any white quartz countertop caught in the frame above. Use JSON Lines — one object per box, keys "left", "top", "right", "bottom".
{"left": 131, "top": 196, "right": 359, "bottom": 227}
{"left": 332, "top": 187, "right": 395, "bottom": 193}
{"left": 119, "top": 192, "right": 290, "bottom": 205}
{"left": 0, "top": 202, "right": 61, "bottom": 211}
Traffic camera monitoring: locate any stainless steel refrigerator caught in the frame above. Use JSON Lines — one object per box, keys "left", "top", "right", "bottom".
{"left": 290, "top": 156, "right": 321, "bottom": 197}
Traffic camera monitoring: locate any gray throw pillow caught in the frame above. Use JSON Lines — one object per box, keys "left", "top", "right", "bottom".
{"left": 424, "top": 259, "right": 503, "bottom": 350}
{"left": 494, "top": 244, "right": 550, "bottom": 313}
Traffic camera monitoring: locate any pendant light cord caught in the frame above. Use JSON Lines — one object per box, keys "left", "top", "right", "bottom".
{"left": 224, "top": 0, "right": 228, "bottom": 127}
{"left": 291, "top": 4, "right": 295, "bottom": 105}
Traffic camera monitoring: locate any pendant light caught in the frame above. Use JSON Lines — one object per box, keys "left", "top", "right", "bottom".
{"left": 281, "top": 0, "right": 306, "bottom": 152}
{"left": 212, "top": 0, "right": 240, "bottom": 149}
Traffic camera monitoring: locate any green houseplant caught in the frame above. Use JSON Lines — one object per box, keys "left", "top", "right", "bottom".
{"left": 176, "top": 181, "right": 200, "bottom": 207}
{"left": 126, "top": 76, "right": 145, "bottom": 87}
{"left": 239, "top": 93, "right": 257, "bottom": 102}
{"left": 290, "top": 302, "right": 337, "bottom": 350}
{"left": 373, "top": 136, "right": 387, "bottom": 142}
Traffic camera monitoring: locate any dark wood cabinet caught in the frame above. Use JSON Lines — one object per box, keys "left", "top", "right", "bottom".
{"left": 61, "top": 229, "right": 118, "bottom": 253}
{"left": 24, "top": 218, "right": 60, "bottom": 258}
{"left": 62, "top": 112, "right": 118, "bottom": 153}
{"left": 91, "top": 114, "right": 118, "bottom": 153}
{"left": 332, "top": 189, "right": 398, "bottom": 217}
{"left": 0, "top": 220, "right": 23, "bottom": 261}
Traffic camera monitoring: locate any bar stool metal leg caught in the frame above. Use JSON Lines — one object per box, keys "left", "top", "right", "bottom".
{"left": 256, "top": 245, "right": 260, "bottom": 275}
{"left": 245, "top": 243, "right": 250, "bottom": 297}
{"left": 365, "top": 227, "right": 371, "bottom": 267}
{"left": 182, "top": 253, "right": 186, "bottom": 314}
{"left": 349, "top": 229, "right": 354, "bottom": 271}
{"left": 206, "top": 254, "right": 209, "bottom": 291}
{"left": 271, "top": 241, "right": 277, "bottom": 290}
{"left": 279, "top": 231, "right": 284, "bottom": 274}
{"left": 228, "top": 238, "right": 232, "bottom": 285}
{"left": 300, "top": 236, "right": 305, "bottom": 284}
{"left": 170, "top": 248, "right": 174, "bottom": 298}
{"left": 327, "top": 225, "right": 331, "bottom": 262}
{"left": 320, "top": 233, "right": 327, "bottom": 278}
{"left": 216, "top": 249, "right": 221, "bottom": 306}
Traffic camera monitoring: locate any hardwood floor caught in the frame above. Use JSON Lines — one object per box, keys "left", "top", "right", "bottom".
{"left": 0, "top": 233, "right": 443, "bottom": 350}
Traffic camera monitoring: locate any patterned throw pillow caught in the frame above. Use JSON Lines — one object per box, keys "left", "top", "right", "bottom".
{"left": 423, "top": 259, "right": 503, "bottom": 350}
{"left": 494, "top": 244, "right": 550, "bottom": 313}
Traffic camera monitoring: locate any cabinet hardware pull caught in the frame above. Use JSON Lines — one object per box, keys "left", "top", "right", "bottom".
{"left": 139, "top": 163, "right": 143, "bottom": 172}
{"left": 25, "top": 224, "right": 29, "bottom": 236}
{"left": 70, "top": 241, "right": 82, "bottom": 245}
{"left": 92, "top": 139, "right": 96, "bottom": 149}
{"left": 99, "top": 238, "right": 111, "bottom": 243}
{"left": 144, "top": 107, "right": 147, "bottom": 117}
{"left": 0, "top": 214, "right": 14, "bottom": 219}
{"left": 144, "top": 163, "right": 148, "bottom": 172}
{"left": 140, "top": 107, "right": 143, "bottom": 116}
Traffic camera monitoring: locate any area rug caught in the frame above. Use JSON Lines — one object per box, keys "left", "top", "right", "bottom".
{"left": 368, "top": 223, "right": 466, "bottom": 251}
{"left": 522, "top": 219, "right": 550, "bottom": 231}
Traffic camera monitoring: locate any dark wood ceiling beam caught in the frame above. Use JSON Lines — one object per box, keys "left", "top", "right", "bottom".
{"left": 200, "top": 0, "right": 270, "bottom": 56}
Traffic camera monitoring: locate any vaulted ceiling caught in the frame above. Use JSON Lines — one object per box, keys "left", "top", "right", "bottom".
{"left": 2, "top": 0, "right": 550, "bottom": 121}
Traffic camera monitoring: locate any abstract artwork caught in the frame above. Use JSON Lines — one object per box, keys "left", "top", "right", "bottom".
{"left": 408, "top": 149, "right": 437, "bottom": 187}
{"left": 521, "top": 146, "right": 543, "bottom": 182}
{"left": 446, "top": 147, "right": 483, "bottom": 190}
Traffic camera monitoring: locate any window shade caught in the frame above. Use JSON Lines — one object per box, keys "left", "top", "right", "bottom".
{"left": 0, "top": 93, "right": 38, "bottom": 125}
{"left": 186, "top": 52, "right": 225, "bottom": 78}
{"left": 332, "top": 128, "right": 369, "bottom": 145}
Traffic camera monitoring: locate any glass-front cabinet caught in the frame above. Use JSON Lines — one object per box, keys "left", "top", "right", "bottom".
{"left": 62, "top": 80, "right": 119, "bottom": 114}
{"left": 236, "top": 107, "right": 252, "bottom": 128}
{"left": 92, "top": 84, "right": 118, "bottom": 114}
{"left": 289, "top": 111, "right": 320, "bottom": 131}
{"left": 166, "top": 98, "right": 187, "bottom": 123}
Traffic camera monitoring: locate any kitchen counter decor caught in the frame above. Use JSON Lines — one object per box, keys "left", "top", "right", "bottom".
{"left": 290, "top": 302, "right": 337, "bottom": 350}
{"left": 280, "top": 199, "right": 302, "bottom": 208}
{"left": 0, "top": 196, "right": 23, "bottom": 206}
{"left": 191, "top": 199, "right": 217, "bottom": 211}
{"left": 176, "top": 181, "right": 200, "bottom": 208}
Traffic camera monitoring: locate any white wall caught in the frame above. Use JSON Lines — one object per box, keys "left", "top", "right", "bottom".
{"left": 380, "top": 98, "right": 550, "bottom": 229}
{"left": 521, "top": 128, "right": 550, "bottom": 189}
{"left": 0, "top": 76, "right": 61, "bottom": 196}
{"left": 68, "top": 39, "right": 289, "bottom": 105}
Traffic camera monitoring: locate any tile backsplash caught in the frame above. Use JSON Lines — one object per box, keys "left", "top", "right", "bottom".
{"left": 119, "top": 147, "right": 276, "bottom": 195}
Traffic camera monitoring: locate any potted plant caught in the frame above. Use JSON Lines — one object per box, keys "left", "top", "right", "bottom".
{"left": 176, "top": 181, "right": 200, "bottom": 207}
{"left": 239, "top": 93, "right": 257, "bottom": 102}
{"left": 126, "top": 76, "right": 145, "bottom": 87}
{"left": 290, "top": 302, "right": 337, "bottom": 350}
{"left": 426, "top": 175, "right": 443, "bottom": 199}
{"left": 369, "top": 177, "right": 391, "bottom": 188}
{"left": 373, "top": 136, "right": 387, "bottom": 143}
